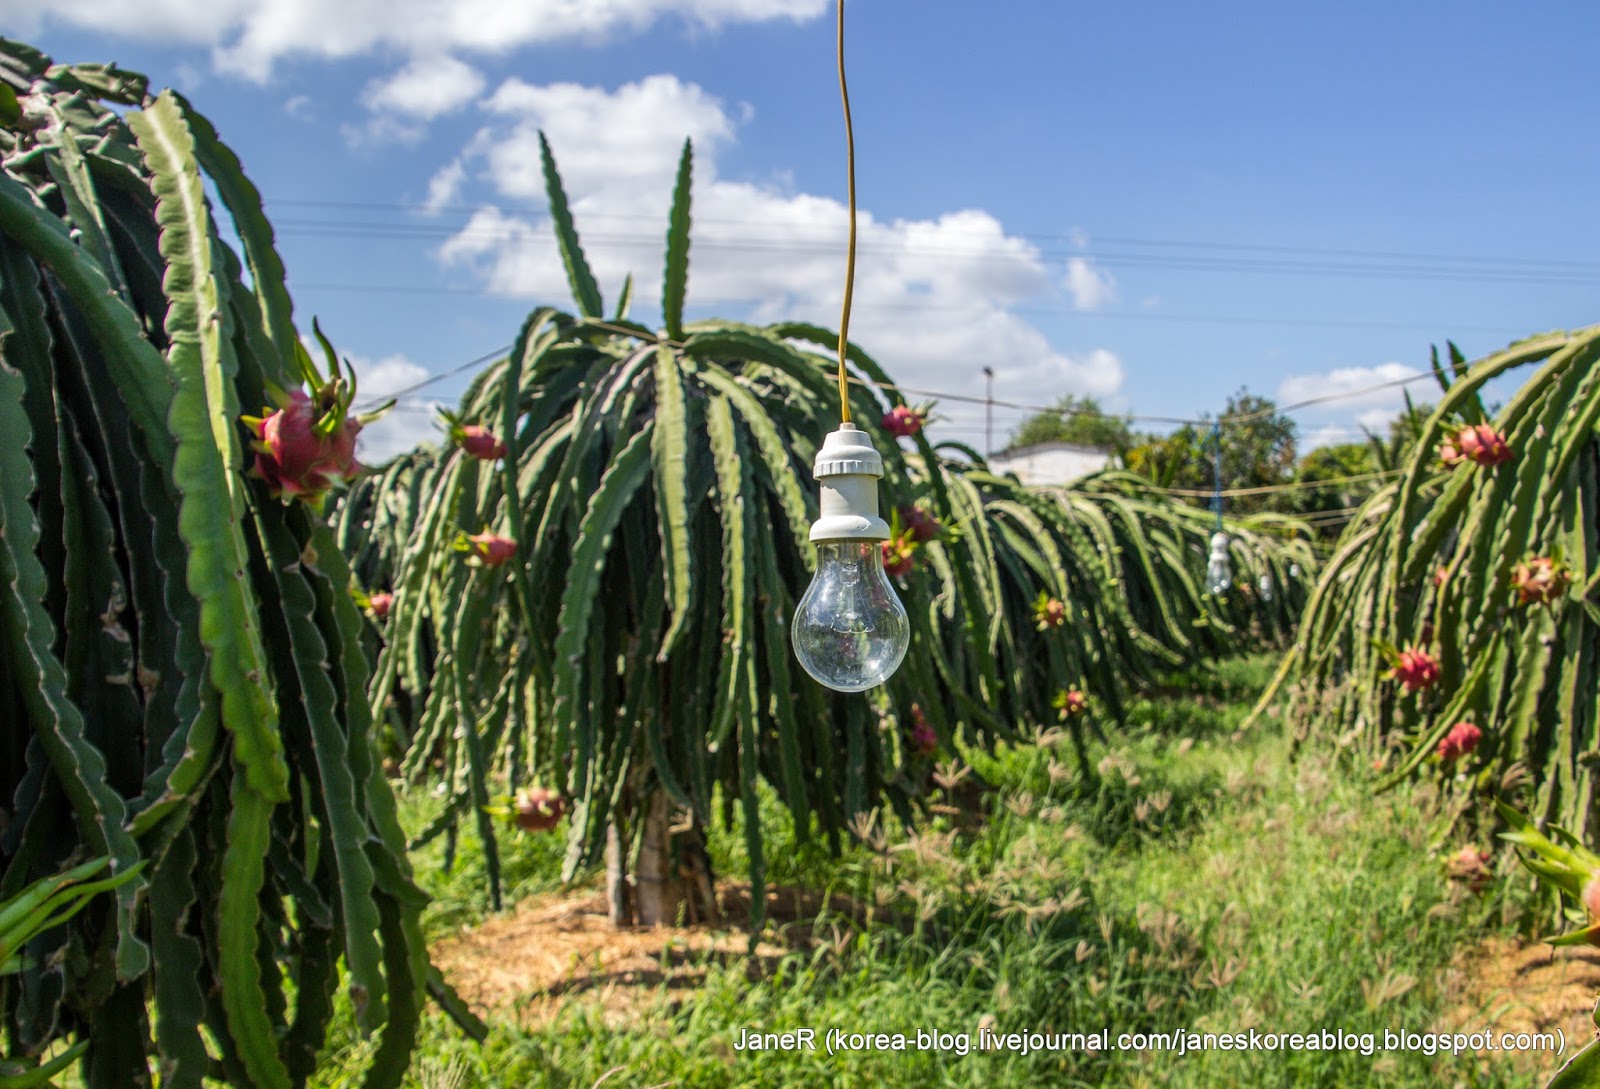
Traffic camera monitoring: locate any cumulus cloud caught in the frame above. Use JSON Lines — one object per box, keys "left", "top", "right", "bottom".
{"left": 435, "top": 73, "right": 1122, "bottom": 404}
{"left": 1277, "top": 361, "right": 1418, "bottom": 410}
{"left": 1063, "top": 257, "right": 1116, "bottom": 311}
{"left": 363, "top": 54, "right": 485, "bottom": 120}
{"left": 9, "top": 0, "right": 828, "bottom": 81}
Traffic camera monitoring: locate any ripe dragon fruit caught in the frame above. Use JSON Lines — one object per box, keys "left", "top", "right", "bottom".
{"left": 455, "top": 424, "right": 508, "bottom": 462}
{"left": 512, "top": 786, "right": 565, "bottom": 832}
{"left": 462, "top": 530, "right": 517, "bottom": 568}
{"left": 1388, "top": 646, "right": 1440, "bottom": 693}
{"left": 1455, "top": 423, "right": 1512, "bottom": 467}
{"left": 245, "top": 388, "right": 364, "bottom": 505}
{"left": 909, "top": 704, "right": 937, "bottom": 757}
{"left": 897, "top": 504, "right": 942, "bottom": 542}
{"left": 882, "top": 405, "right": 926, "bottom": 438}
{"left": 1510, "top": 556, "right": 1570, "bottom": 607}
{"left": 365, "top": 591, "right": 393, "bottom": 619}
{"left": 1054, "top": 688, "right": 1088, "bottom": 719}
{"left": 1436, "top": 721, "right": 1482, "bottom": 761}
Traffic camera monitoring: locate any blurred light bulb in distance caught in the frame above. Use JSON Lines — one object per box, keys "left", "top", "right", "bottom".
{"left": 1258, "top": 573, "right": 1274, "bottom": 602}
{"left": 791, "top": 424, "right": 909, "bottom": 692}
{"left": 1206, "top": 531, "right": 1233, "bottom": 596}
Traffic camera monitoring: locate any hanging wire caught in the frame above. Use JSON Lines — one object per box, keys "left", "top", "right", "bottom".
{"left": 834, "top": 0, "right": 857, "bottom": 425}
{"left": 1210, "top": 420, "right": 1223, "bottom": 532}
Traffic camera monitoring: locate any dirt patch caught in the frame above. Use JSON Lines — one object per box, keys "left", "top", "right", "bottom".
{"left": 1442, "top": 935, "right": 1600, "bottom": 1076}
{"left": 430, "top": 883, "right": 868, "bottom": 1027}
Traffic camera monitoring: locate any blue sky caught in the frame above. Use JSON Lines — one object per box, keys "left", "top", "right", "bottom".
{"left": 8, "top": 1, "right": 1599, "bottom": 460}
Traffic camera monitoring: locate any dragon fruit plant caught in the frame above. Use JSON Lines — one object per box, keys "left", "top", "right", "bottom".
{"left": 1254, "top": 327, "right": 1600, "bottom": 844}
{"left": 341, "top": 137, "right": 1317, "bottom": 930}
{"left": 0, "top": 42, "right": 455, "bottom": 1089}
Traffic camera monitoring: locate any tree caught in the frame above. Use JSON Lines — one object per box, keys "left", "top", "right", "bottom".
{"left": 1124, "top": 388, "right": 1297, "bottom": 516}
{"left": 1007, "top": 395, "right": 1133, "bottom": 455}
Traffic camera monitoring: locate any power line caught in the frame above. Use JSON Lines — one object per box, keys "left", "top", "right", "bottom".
{"left": 293, "top": 281, "right": 1523, "bottom": 335}
{"left": 266, "top": 199, "right": 1600, "bottom": 275}
{"left": 279, "top": 224, "right": 1600, "bottom": 287}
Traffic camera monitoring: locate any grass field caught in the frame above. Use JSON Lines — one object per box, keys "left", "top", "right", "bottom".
{"left": 308, "top": 656, "right": 1555, "bottom": 1088}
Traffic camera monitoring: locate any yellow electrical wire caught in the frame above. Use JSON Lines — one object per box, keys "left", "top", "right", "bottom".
{"left": 835, "top": 0, "right": 857, "bottom": 425}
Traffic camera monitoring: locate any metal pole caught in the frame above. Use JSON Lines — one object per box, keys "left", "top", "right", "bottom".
{"left": 982, "top": 366, "right": 995, "bottom": 455}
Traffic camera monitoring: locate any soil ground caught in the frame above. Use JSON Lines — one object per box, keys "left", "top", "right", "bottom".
{"left": 435, "top": 883, "right": 1600, "bottom": 1079}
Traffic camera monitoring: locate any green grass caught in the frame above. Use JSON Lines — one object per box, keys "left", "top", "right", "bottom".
{"left": 312, "top": 655, "right": 1529, "bottom": 1088}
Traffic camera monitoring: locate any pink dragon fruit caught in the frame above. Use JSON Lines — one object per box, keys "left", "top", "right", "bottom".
{"left": 463, "top": 530, "right": 517, "bottom": 568}
{"left": 1388, "top": 646, "right": 1441, "bottom": 693}
{"left": 1454, "top": 423, "right": 1513, "bottom": 468}
{"left": 456, "top": 425, "right": 508, "bottom": 462}
{"left": 898, "top": 504, "right": 942, "bottom": 543}
{"left": 246, "top": 388, "right": 364, "bottom": 504}
{"left": 1436, "top": 721, "right": 1481, "bottom": 761}
{"left": 882, "top": 405, "right": 926, "bottom": 438}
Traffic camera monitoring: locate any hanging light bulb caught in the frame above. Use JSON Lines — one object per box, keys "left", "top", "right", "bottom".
{"left": 792, "top": 424, "right": 910, "bottom": 692}
{"left": 1206, "top": 532, "right": 1233, "bottom": 596}
{"left": 1258, "top": 573, "right": 1274, "bottom": 602}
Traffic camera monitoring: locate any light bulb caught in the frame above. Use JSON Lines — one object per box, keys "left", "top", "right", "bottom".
{"left": 791, "top": 422, "right": 910, "bottom": 692}
{"left": 1258, "top": 574, "right": 1274, "bottom": 602}
{"left": 1206, "top": 531, "right": 1233, "bottom": 596}
{"left": 792, "top": 540, "right": 909, "bottom": 692}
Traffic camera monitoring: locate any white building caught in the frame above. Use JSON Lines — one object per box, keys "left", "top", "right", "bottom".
{"left": 988, "top": 441, "right": 1115, "bottom": 486}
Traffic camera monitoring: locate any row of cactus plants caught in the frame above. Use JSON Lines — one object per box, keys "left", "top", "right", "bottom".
{"left": 1251, "top": 326, "right": 1600, "bottom": 840}
{"left": 333, "top": 136, "right": 1318, "bottom": 926}
{"left": 0, "top": 42, "right": 464, "bottom": 1088}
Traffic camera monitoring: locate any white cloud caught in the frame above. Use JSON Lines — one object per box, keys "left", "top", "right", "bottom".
{"left": 283, "top": 94, "right": 312, "bottom": 120}
{"left": 363, "top": 54, "right": 486, "bottom": 120}
{"left": 435, "top": 74, "right": 1123, "bottom": 404}
{"left": 341, "top": 114, "right": 426, "bottom": 149}
{"left": 423, "top": 159, "right": 467, "bottom": 215}
{"left": 10, "top": 0, "right": 828, "bottom": 81}
{"left": 346, "top": 353, "right": 440, "bottom": 463}
{"left": 1276, "top": 361, "right": 1417, "bottom": 409}
{"left": 1063, "top": 257, "right": 1116, "bottom": 311}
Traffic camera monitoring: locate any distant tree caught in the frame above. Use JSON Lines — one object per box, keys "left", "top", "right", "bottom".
{"left": 1007, "top": 394, "right": 1133, "bottom": 455}
{"left": 1125, "top": 388, "right": 1297, "bottom": 516}
{"left": 1290, "top": 442, "right": 1378, "bottom": 535}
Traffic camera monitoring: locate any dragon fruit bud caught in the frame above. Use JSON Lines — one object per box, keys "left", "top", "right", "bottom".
{"left": 457, "top": 425, "right": 508, "bottom": 462}
{"left": 898, "top": 504, "right": 941, "bottom": 543}
{"left": 513, "top": 786, "right": 565, "bottom": 832}
{"left": 882, "top": 405, "right": 925, "bottom": 438}
{"left": 881, "top": 534, "right": 916, "bottom": 578}
{"left": 1055, "top": 688, "right": 1088, "bottom": 719}
{"left": 465, "top": 531, "right": 517, "bottom": 568}
{"left": 909, "top": 704, "right": 937, "bottom": 756}
{"left": 1388, "top": 646, "right": 1441, "bottom": 693}
{"left": 1510, "top": 557, "right": 1570, "bottom": 607}
{"left": 1434, "top": 566, "right": 1449, "bottom": 589}
{"left": 1437, "top": 440, "right": 1465, "bottom": 469}
{"left": 1447, "top": 846, "right": 1492, "bottom": 888}
{"left": 1435, "top": 721, "right": 1482, "bottom": 761}
{"left": 1455, "top": 423, "right": 1513, "bottom": 468}
{"left": 1034, "top": 597, "right": 1067, "bottom": 631}
{"left": 366, "top": 592, "right": 393, "bottom": 619}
